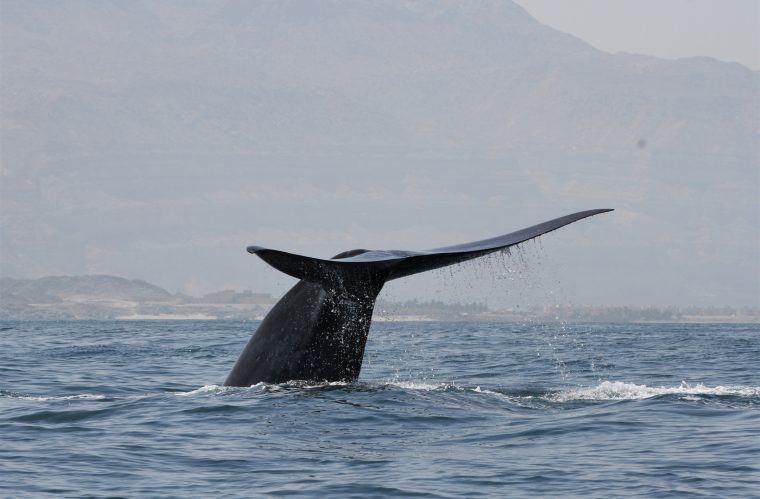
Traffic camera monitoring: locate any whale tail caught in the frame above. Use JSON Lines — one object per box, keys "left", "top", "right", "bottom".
{"left": 227, "top": 209, "right": 613, "bottom": 385}
{"left": 247, "top": 209, "right": 613, "bottom": 287}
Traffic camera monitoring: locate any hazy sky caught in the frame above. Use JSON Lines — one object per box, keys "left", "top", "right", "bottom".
{"left": 1, "top": 1, "right": 758, "bottom": 307}
{"left": 516, "top": 0, "right": 760, "bottom": 70}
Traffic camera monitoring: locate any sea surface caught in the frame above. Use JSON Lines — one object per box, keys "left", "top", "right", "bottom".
{"left": 1, "top": 320, "right": 758, "bottom": 498}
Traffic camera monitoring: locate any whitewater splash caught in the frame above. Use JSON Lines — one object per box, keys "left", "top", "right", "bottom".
{"left": 177, "top": 380, "right": 459, "bottom": 397}
{"left": 176, "top": 384, "right": 238, "bottom": 396}
{"left": 383, "top": 380, "right": 760, "bottom": 402}
{"left": 547, "top": 380, "right": 760, "bottom": 402}
{"left": 0, "top": 391, "right": 108, "bottom": 401}
{"left": 176, "top": 380, "right": 353, "bottom": 396}
{"left": 176, "top": 380, "right": 760, "bottom": 402}
{"left": 382, "top": 381, "right": 453, "bottom": 391}
{"left": 7, "top": 380, "right": 757, "bottom": 403}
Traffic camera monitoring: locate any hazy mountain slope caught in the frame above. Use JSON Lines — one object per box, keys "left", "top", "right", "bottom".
{"left": 2, "top": 0, "right": 755, "bottom": 156}
{"left": 0, "top": 275, "right": 172, "bottom": 303}
{"left": 1, "top": 0, "right": 757, "bottom": 305}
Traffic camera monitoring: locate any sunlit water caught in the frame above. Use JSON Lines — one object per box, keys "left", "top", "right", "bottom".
{"left": 1, "top": 320, "right": 758, "bottom": 497}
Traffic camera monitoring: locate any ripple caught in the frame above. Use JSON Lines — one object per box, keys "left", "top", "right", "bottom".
{"left": 3, "top": 320, "right": 758, "bottom": 498}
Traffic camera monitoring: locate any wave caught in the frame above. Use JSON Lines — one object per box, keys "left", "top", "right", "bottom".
{"left": 379, "top": 380, "right": 760, "bottom": 401}
{"left": 376, "top": 380, "right": 760, "bottom": 403}
{"left": 164, "top": 380, "right": 760, "bottom": 403}
{"left": 176, "top": 384, "right": 237, "bottom": 396}
{"left": 175, "top": 380, "right": 353, "bottom": 396}
{"left": 0, "top": 390, "right": 108, "bottom": 401}
{"left": 176, "top": 380, "right": 457, "bottom": 397}
{"left": 545, "top": 380, "right": 760, "bottom": 402}
{"left": 380, "top": 381, "right": 454, "bottom": 391}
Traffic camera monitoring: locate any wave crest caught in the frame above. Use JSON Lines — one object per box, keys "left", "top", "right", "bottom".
{"left": 173, "top": 380, "right": 760, "bottom": 403}
{"left": 0, "top": 391, "right": 107, "bottom": 401}
{"left": 548, "top": 381, "right": 760, "bottom": 402}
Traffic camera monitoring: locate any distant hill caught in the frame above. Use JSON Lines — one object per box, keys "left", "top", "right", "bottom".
{"left": 1, "top": 275, "right": 756, "bottom": 322}
{"left": 0, "top": 275, "right": 274, "bottom": 320}
{"left": 0, "top": 275, "right": 173, "bottom": 303}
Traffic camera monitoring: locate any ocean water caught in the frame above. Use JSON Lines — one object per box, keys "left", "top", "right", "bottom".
{"left": 1, "top": 320, "right": 758, "bottom": 498}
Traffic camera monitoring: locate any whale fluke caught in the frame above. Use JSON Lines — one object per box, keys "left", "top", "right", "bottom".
{"left": 246, "top": 209, "right": 612, "bottom": 285}
{"left": 225, "top": 209, "right": 612, "bottom": 386}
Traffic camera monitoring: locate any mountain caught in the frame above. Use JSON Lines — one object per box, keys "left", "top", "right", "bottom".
{"left": 0, "top": 275, "right": 173, "bottom": 320}
{"left": 2, "top": 0, "right": 755, "bottom": 156}
{"left": 1, "top": 1, "right": 757, "bottom": 306}
{"left": 0, "top": 275, "right": 172, "bottom": 303}
{"left": 0, "top": 275, "right": 276, "bottom": 320}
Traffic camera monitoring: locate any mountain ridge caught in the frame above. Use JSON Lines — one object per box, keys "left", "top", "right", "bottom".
{"left": 1, "top": 0, "right": 757, "bottom": 306}
{"left": 2, "top": 0, "right": 756, "bottom": 157}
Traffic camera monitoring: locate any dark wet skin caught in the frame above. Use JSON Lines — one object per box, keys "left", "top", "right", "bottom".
{"left": 224, "top": 209, "right": 612, "bottom": 386}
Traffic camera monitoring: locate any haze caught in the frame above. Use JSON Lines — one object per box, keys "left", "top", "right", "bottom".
{"left": 1, "top": 0, "right": 758, "bottom": 307}
{"left": 516, "top": 0, "right": 759, "bottom": 70}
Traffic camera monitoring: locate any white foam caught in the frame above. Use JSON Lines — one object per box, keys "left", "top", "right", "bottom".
{"left": 176, "top": 384, "right": 237, "bottom": 396}
{"left": 384, "top": 381, "right": 454, "bottom": 391}
{"left": 175, "top": 380, "right": 760, "bottom": 402}
{"left": 176, "top": 380, "right": 352, "bottom": 396}
{"left": 180, "top": 380, "right": 455, "bottom": 395}
{"left": 471, "top": 386, "right": 516, "bottom": 402}
{"left": 287, "top": 380, "right": 350, "bottom": 389}
{"left": 548, "top": 380, "right": 760, "bottom": 402}
{"left": 9, "top": 393, "right": 108, "bottom": 401}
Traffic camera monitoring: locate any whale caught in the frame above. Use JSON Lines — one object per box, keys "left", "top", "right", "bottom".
{"left": 224, "top": 209, "right": 612, "bottom": 386}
